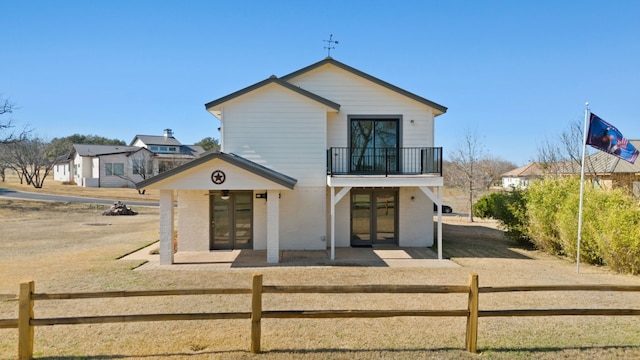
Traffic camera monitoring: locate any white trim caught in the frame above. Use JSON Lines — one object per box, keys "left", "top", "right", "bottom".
{"left": 159, "top": 190, "right": 175, "bottom": 264}
{"left": 419, "top": 186, "right": 443, "bottom": 259}
{"left": 328, "top": 175, "right": 443, "bottom": 188}
{"left": 267, "top": 190, "right": 280, "bottom": 263}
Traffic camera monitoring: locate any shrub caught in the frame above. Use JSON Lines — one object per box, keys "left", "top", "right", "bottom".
{"left": 595, "top": 189, "right": 640, "bottom": 274}
{"left": 473, "top": 190, "right": 528, "bottom": 244}
{"left": 475, "top": 176, "right": 640, "bottom": 274}
{"left": 525, "top": 177, "right": 578, "bottom": 256}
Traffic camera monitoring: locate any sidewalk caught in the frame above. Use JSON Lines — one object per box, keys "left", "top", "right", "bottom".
{"left": 121, "top": 243, "right": 460, "bottom": 270}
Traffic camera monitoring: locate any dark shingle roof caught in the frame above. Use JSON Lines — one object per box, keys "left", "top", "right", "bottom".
{"left": 73, "top": 144, "right": 140, "bottom": 157}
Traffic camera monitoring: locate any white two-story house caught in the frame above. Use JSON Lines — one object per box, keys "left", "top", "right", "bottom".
{"left": 137, "top": 57, "right": 447, "bottom": 264}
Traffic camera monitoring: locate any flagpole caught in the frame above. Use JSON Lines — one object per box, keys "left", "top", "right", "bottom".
{"left": 576, "top": 102, "right": 590, "bottom": 273}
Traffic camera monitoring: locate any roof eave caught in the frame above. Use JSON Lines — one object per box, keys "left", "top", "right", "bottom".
{"left": 280, "top": 57, "right": 447, "bottom": 115}
{"left": 136, "top": 151, "right": 297, "bottom": 190}
{"left": 204, "top": 76, "right": 340, "bottom": 113}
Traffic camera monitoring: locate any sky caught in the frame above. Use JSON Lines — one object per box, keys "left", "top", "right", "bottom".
{"left": 2, "top": 0, "right": 639, "bottom": 166}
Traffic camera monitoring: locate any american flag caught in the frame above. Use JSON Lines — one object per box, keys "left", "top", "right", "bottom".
{"left": 618, "top": 137, "right": 629, "bottom": 149}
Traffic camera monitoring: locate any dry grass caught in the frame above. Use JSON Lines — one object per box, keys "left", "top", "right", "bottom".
{"left": 0, "top": 197, "right": 640, "bottom": 358}
{"left": 1, "top": 171, "right": 159, "bottom": 202}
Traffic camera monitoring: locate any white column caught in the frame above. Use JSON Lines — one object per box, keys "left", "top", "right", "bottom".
{"left": 266, "top": 190, "right": 280, "bottom": 263}
{"left": 437, "top": 186, "right": 443, "bottom": 260}
{"left": 330, "top": 186, "right": 335, "bottom": 261}
{"left": 159, "top": 190, "right": 175, "bottom": 265}
{"left": 330, "top": 186, "right": 351, "bottom": 261}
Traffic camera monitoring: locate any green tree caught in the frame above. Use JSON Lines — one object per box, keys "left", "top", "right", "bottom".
{"left": 194, "top": 137, "right": 220, "bottom": 152}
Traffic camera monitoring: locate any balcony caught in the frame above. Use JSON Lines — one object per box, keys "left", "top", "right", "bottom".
{"left": 327, "top": 147, "right": 442, "bottom": 176}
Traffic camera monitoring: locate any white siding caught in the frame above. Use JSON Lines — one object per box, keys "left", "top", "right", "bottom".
{"left": 277, "top": 186, "right": 326, "bottom": 250}
{"left": 131, "top": 139, "right": 146, "bottom": 148}
{"left": 398, "top": 187, "right": 433, "bottom": 247}
{"left": 287, "top": 66, "right": 436, "bottom": 149}
{"left": 177, "top": 190, "right": 210, "bottom": 251}
{"left": 53, "top": 163, "right": 71, "bottom": 182}
{"left": 221, "top": 83, "right": 327, "bottom": 187}
{"left": 99, "top": 153, "right": 133, "bottom": 188}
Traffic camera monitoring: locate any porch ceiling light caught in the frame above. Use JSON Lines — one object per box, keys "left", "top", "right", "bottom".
{"left": 221, "top": 190, "right": 230, "bottom": 200}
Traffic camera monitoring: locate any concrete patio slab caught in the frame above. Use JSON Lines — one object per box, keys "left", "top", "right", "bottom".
{"left": 120, "top": 242, "right": 460, "bottom": 270}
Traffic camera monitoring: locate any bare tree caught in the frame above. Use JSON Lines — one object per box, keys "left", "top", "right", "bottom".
{"left": 536, "top": 119, "right": 597, "bottom": 176}
{"left": 449, "top": 128, "right": 486, "bottom": 222}
{"left": 0, "top": 144, "right": 10, "bottom": 182}
{"left": 0, "top": 96, "right": 28, "bottom": 144}
{"left": 478, "top": 156, "right": 517, "bottom": 190}
{"left": 4, "top": 137, "right": 62, "bottom": 188}
{"left": 117, "top": 149, "right": 156, "bottom": 194}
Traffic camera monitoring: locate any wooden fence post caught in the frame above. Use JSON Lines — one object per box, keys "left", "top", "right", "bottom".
{"left": 251, "top": 274, "right": 263, "bottom": 353}
{"left": 465, "top": 273, "right": 479, "bottom": 353}
{"left": 18, "top": 281, "right": 34, "bottom": 360}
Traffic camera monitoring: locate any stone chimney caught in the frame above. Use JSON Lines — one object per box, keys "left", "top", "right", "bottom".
{"left": 163, "top": 129, "right": 173, "bottom": 139}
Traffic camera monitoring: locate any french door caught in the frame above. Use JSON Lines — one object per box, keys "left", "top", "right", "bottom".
{"left": 350, "top": 118, "right": 399, "bottom": 173}
{"left": 210, "top": 191, "right": 253, "bottom": 250}
{"left": 351, "top": 189, "right": 397, "bottom": 246}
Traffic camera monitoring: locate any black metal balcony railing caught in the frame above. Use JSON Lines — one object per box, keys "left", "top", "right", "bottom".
{"left": 327, "top": 147, "right": 442, "bottom": 176}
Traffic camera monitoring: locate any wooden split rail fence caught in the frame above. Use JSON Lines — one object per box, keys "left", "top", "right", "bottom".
{"left": 2, "top": 273, "right": 640, "bottom": 359}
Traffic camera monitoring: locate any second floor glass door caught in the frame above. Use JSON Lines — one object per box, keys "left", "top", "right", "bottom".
{"left": 350, "top": 118, "right": 399, "bottom": 173}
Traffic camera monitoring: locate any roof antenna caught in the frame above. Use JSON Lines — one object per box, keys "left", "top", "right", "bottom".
{"left": 323, "top": 34, "right": 338, "bottom": 58}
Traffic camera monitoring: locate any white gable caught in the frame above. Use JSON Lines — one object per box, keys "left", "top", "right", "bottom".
{"left": 140, "top": 157, "right": 292, "bottom": 191}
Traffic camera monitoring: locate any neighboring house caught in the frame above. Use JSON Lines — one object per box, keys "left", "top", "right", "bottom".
{"left": 137, "top": 57, "right": 448, "bottom": 264}
{"left": 53, "top": 130, "right": 205, "bottom": 188}
{"left": 130, "top": 129, "right": 205, "bottom": 172}
{"left": 53, "top": 154, "right": 72, "bottom": 182}
{"left": 568, "top": 140, "right": 640, "bottom": 196}
{"left": 504, "top": 140, "right": 640, "bottom": 196}
{"left": 62, "top": 144, "right": 155, "bottom": 187}
{"left": 501, "top": 163, "right": 544, "bottom": 189}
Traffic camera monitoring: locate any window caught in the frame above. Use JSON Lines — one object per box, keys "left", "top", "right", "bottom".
{"left": 168, "top": 147, "right": 177, "bottom": 152}
{"left": 133, "top": 159, "right": 153, "bottom": 177}
{"left": 150, "top": 146, "right": 159, "bottom": 151}
{"left": 350, "top": 117, "right": 399, "bottom": 173}
{"left": 159, "top": 146, "right": 168, "bottom": 152}
{"left": 105, "top": 163, "right": 124, "bottom": 176}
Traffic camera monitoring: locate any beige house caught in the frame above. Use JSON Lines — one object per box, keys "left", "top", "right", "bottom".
{"left": 506, "top": 140, "right": 640, "bottom": 196}
{"left": 137, "top": 58, "right": 448, "bottom": 264}
{"left": 501, "top": 163, "right": 544, "bottom": 189}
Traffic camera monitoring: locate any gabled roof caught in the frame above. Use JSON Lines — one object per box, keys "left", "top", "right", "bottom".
{"left": 280, "top": 57, "right": 448, "bottom": 116}
{"left": 502, "top": 162, "right": 544, "bottom": 177}
{"left": 182, "top": 145, "right": 205, "bottom": 156}
{"left": 205, "top": 76, "right": 341, "bottom": 113}
{"left": 585, "top": 140, "right": 640, "bottom": 173}
{"left": 136, "top": 151, "right": 297, "bottom": 190}
{"left": 73, "top": 144, "right": 140, "bottom": 157}
{"left": 127, "top": 147, "right": 156, "bottom": 157}
{"left": 130, "top": 135, "right": 182, "bottom": 147}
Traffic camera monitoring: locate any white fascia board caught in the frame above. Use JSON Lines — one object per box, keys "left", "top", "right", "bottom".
{"left": 327, "top": 175, "right": 443, "bottom": 188}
